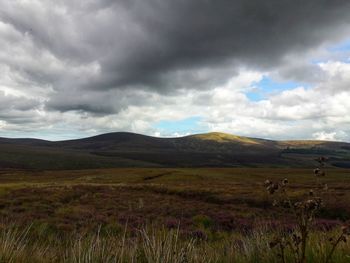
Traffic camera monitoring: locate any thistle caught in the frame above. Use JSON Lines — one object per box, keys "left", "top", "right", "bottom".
{"left": 264, "top": 156, "right": 331, "bottom": 263}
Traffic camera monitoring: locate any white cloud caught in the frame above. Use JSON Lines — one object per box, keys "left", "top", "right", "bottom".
{"left": 1, "top": 1, "right": 350, "bottom": 142}
{"left": 2, "top": 62, "right": 350, "bottom": 142}
{"left": 312, "top": 131, "right": 337, "bottom": 141}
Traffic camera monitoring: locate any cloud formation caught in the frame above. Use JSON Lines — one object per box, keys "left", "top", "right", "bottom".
{"left": 1, "top": 0, "right": 350, "bottom": 140}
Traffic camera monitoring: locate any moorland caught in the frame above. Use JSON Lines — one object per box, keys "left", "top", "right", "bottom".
{"left": 0, "top": 132, "right": 349, "bottom": 262}
{"left": 1, "top": 132, "right": 350, "bottom": 169}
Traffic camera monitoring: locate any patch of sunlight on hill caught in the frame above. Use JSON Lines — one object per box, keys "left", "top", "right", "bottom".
{"left": 278, "top": 140, "right": 327, "bottom": 147}
{"left": 190, "top": 132, "right": 261, "bottom": 145}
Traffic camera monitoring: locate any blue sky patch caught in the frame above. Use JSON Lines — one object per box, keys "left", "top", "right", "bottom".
{"left": 246, "top": 76, "right": 309, "bottom": 101}
{"left": 154, "top": 116, "right": 206, "bottom": 136}
{"left": 245, "top": 91, "right": 264, "bottom": 101}
{"left": 328, "top": 38, "right": 350, "bottom": 52}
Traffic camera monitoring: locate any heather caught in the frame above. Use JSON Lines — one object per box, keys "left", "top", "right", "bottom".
{"left": 0, "top": 168, "right": 349, "bottom": 261}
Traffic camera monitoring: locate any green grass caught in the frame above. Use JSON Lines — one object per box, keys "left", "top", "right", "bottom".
{"left": 0, "top": 225, "right": 348, "bottom": 262}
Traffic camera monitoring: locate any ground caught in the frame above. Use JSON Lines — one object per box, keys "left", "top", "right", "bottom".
{"left": 0, "top": 168, "right": 349, "bottom": 235}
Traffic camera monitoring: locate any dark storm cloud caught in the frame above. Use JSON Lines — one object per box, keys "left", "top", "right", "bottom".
{"left": 94, "top": 0, "right": 350, "bottom": 91}
{"left": 1, "top": 0, "right": 350, "bottom": 115}
{"left": 0, "top": 92, "right": 38, "bottom": 112}
{"left": 272, "top": 62, "right": 326, "bottom": 84}
{"left": 0, "top": 91, "right": 40, "bottom": 124}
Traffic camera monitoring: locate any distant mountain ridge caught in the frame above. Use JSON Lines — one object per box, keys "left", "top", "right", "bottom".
{"left": 0, "top": 132, "right": 349, "bottom": 170}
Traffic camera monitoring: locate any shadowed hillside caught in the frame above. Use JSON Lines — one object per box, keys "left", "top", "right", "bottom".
{"left": 0, "top": 132, "right": 349, "bottom": 170}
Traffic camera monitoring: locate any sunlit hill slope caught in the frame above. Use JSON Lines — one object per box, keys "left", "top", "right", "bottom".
{"left": 0, "top": 132, "right": 349, "bottom": 169}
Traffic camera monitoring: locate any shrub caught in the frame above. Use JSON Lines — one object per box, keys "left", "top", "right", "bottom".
{"left": 264, "top": 156, "right": 350, "bottom": 263}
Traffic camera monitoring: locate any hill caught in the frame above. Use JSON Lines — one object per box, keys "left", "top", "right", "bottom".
{"left": 0, "top": 132, "right": 349, "bottom": 169}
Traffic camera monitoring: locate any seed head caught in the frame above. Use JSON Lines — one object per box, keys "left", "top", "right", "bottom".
{"left": 306, "top": 199, "right": 317, "bottom": 210}
{"left": 266, "top": 183, "right": 279, "bottom": 194}
{"left": 305, "top": 198, "right": 322, "bottom": 211}
{"left": 282, "top": 178, "right": 288, "bottom": 186}
{"left": 314, "top": 168, "right": 326, "bottom": 177}
{"left": 294, "top": 202, "right": 303, "bottom": 209}
{"left": 264, "top": 180, "right": 272, "bottom": 187}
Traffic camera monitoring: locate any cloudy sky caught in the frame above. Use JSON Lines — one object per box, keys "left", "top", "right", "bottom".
{"left": 1, "top": 0, "right": 350, "bottom": 141}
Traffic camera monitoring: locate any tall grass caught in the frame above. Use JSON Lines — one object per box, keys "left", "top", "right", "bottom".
{"left": 0, "top": 224, "right": 349, "bottom": 262}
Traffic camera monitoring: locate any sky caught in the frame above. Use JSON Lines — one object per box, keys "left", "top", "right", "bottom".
{"left": 1, "top": 0, "right": 350, "bottom": 141}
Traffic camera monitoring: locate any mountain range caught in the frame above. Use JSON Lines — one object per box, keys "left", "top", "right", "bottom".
{"left": 0, "top": 132, "right": 349, "bottom": 170}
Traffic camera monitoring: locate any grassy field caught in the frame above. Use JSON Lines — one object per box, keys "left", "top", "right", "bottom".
{"left": 0, "top": 167, "right": 349, "bottom": 262}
